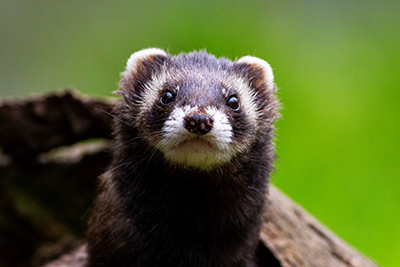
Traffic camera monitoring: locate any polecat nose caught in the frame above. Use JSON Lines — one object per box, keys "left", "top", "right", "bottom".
{"left": 184, "top": 114, "right": 214, "bottom": 135}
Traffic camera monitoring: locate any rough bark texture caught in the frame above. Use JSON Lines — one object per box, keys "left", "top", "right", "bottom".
{"left": 0, "top": 91, "right": 379, "bottom": 267}
{"left": 0, "top": 90, "right": 114, "bottom": 162}
{"left": 260, "top": 188, "right": 378, "bottom": 267}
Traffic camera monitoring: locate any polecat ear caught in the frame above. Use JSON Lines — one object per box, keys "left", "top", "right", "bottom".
{"left": 234, "top": 56, "right": 276, "bottom": 93}
{"left": 118, "top": 48, "right": 169, "bottom": 96}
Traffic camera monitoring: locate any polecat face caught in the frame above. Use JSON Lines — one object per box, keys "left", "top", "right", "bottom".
{"left": 118, "top": 48, "right": 278, "bottom": 170}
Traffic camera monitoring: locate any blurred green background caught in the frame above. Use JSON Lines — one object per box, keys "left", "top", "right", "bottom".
{"left": 1, "top": 0, "right": 399, "bottom": 266}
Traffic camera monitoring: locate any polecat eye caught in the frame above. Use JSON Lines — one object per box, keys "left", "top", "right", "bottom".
{"left": 161, "top": 91, "right": 175, "bottom": 105}
{"left": 226, "top": 95, "right": 240, "bottom": 111}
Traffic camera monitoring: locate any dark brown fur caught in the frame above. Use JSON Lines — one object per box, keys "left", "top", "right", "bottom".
{"left": 86, "top": 50, "right": 279, "bottom": 267}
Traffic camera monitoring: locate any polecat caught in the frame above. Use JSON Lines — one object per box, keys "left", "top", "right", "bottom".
{"left": 86, "top": 48, "right": 280, "bottom": 267}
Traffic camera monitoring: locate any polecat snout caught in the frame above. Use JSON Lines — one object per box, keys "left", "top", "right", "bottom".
{"left": 86, "top": 48, "right": 280, "bottom": 267}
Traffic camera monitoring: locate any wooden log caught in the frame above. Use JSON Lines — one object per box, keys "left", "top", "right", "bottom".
{"left": 0, "top": 91, "right": 379, "bottom": 267}
{"left": 0, "top": 90, "right": 114, "bottom": 162}
{"left": 260, "top": 187, "right": 378, "bottom": 267}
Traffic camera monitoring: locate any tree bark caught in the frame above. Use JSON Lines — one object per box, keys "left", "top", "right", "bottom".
{"left": 0, "top": 91, "right": 379, "bottom": 267}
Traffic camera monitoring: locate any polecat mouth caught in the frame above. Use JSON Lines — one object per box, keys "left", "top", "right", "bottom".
{"left": 158, "top": 104, "right": 237, "bottom": 169}
{"left": 159, "top": 134, "right": 234, "bottom": 169}
{"left": 176, "top": 136, "right": 216, "bottom": 154}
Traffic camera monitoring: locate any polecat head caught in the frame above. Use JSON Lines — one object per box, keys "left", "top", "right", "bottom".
{"left": 117, "top": 48, "right": 279, "bottom": 170}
